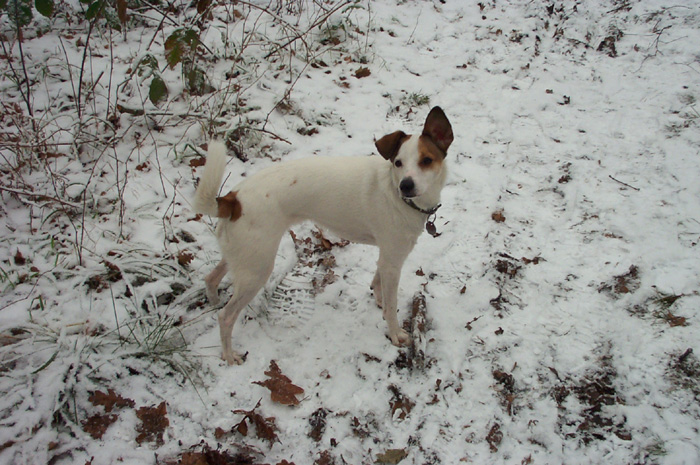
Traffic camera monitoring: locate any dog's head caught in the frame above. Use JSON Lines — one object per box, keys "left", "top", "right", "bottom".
{"left": 375, "top": 106, "right": 453, "bottom": 200}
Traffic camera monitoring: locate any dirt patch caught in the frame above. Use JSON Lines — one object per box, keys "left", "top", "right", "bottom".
{"left": 554, "top": 351, "right": 631, "bottom": 443}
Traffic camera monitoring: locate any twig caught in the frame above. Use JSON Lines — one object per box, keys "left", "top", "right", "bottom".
{"left": 0, "top": 185, "right": 81, "bottom": 209}
{"left": 260, "top": 0, "right": 353, "bottom": 59}
{"left": 245, "top": 126, "right": 292, "bottom": 145}
{"left": 406, "top": 7, "right": 422, "bottom": 45}
{"left": 77, "top": 20, "right": 96, "bottom": 121}
{"left": 261, "top": 59, "right": 312, "bottom": 132}
{"left": 409, "top": 292, "right": 428, "bottom": 370}
{"left": 0, "top": 39, "right": 32, "bottom": 122}
{"left": 679, "top": 348, "right": 693, "bottom": 363}
{"left": 609, "top": 175, "right": 640, "bottom": 191}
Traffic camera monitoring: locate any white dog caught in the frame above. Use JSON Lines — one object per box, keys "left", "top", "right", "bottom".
{"left": 194, "top": 107, "right": 453, "bottom": 364}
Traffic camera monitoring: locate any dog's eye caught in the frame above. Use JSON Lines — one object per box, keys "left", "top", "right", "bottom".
{"left": 421, "top": 157, "right": 433, "bottom": 167}
{"left": 394, "top": 160, "right": 403, "bottom": 168}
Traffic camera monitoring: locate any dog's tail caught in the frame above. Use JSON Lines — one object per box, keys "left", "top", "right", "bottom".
{"left": 193, "top": 141, "right": 228, "bottom": 217}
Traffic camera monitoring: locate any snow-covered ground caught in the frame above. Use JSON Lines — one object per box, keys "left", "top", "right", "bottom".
{"left": 2, "top": 0, "right": 700, "bottom": 463}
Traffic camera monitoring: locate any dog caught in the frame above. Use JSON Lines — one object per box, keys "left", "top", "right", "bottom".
{"left": 194, "top": 106, "right": 453, "bottom": 364}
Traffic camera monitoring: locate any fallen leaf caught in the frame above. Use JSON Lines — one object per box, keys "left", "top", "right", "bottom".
{"left": 82, "top": 413, "right": 118, "bottom": 439}
{"left": 14, "top": 250, "right": 26, "bottom": 265}
{"left": 521, "top": 256, "right": 542, "bottom": 265}
{"left": 492, "top": 209, "right": 506, "bottom": 223}
{"left": 254, "top": 360, "right": 305, "bottom": 406}
{"left": 177, "top": 250, "right": 194, "bottom": 267}
{"left": 88, "top": 389, "right": 135, "bottom": 412}
{"left": 666, "top": 312, "right": 687, "bottom": 327}
{"left": 355, "top": 67, "right": 371, "bottom": 78}
{"left": 315, "top": 450, "right": 335, "bottom": 465}
{"left": 135, "top": 402, "right": 169, "bottom": 446}
{"left": 375, "top": 448, "right": 407, "bottom": 464}
{"left": 180, "top": 451, "right": 208, "bottom": 465}
{"left": 235, "top": 417, "right": 249, "bottom": 436}
{"left": 486, "top": 423, "right": 503, "bottom": 452}
{"left": 249, "top": 413, "right": 279, "bottom": 445}
{"left": 388, "top": 385, "right": 414, "bottom": 420}
{"left": 234, "top": 400, "right": 279, "bottom": 445}
{"left": 309, "top": 408, "right": 328, "bottom": 442}
{"left": 189, "top": 157, "right": 206, "bottom": 168}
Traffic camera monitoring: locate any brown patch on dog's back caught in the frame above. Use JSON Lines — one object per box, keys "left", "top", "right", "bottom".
{"left": 417, "top": 135, "right": 446, "bottom": 171}
{"left": 216, "top": 191, "right": 243, "bottom": 221}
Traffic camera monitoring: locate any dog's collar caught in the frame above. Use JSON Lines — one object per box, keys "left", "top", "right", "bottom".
{"left": 401, "top": 197, "right": 442, "bottom": 237}
{"left": 402, "top": 197, "right": 441, "bottom": 216}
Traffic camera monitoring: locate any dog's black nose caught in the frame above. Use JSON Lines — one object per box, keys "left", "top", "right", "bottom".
{"left": 399, "top": 177, "right": 415, "bottom": 197}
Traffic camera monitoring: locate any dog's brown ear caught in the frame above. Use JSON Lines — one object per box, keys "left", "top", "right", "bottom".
{"left": 422, "top": 106, "right": 453, "bottom": 154}
{"left": 375, "top": 130, "right": 407, "bottom": 161}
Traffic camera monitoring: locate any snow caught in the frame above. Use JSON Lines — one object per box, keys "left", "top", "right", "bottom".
{"left": 1, "top": 0, "right": 700, "bottom": 463}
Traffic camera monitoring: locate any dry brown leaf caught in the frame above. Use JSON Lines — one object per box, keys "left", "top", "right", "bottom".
{"left": 486, "top": 423, "right": 503, "bottom": 452}
{"left": 254, "top": 360, "right": 304, "bottom": 406}
{"left": 308, "top": 408, "right": 328, "bottom": 442}
{"left": 177, "top": 250, "right": 194, "bottom": 267}
{"left": 179, "top": 451, "right": 208, "bottom": 465}
{"left": 521, "top": 256, "right": 542, "bottom": 265}
{"left": 375, "top": 448, "right": 407, "bottom": 464}
{"left": 82, "top": 413, "right": 118, "bottom": 439}
{"left": 355, "top": 67, "right": 371, "bottom": 78}
{"left": 88, "top": 389, "right": 135, "bottom": 413}
{"left": 14, "top": 250, "right": 26, "bottom": 266}
{"left": 666, "top": 312, "right": 687, "bottom": 327}
{"left": 214, "top": 427, "right": 227, "bottom": 439}
{"left": 492, "top": 209, "right": 506, "bottom": 223}
{"left": 314, "top": 450, "right": 335, "bottom": 465}
{"left": 189, "top": 157, "right": 206, "bottom": 168}
{"left": 116, "top": 0, "right": 127, "bottom": 26}
{"left": 233, "top": 399, "right": 279, "bottom": 446}
{"left": 135, "top": 402, "right": 169, "bottom": 446}
{"left": 388, "top": 385, "right": 414, "bottom": 420}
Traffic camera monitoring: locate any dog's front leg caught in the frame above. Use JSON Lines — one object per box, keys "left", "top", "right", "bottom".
{"left": 377, "top": 256, "right": 410, "bottom": 346}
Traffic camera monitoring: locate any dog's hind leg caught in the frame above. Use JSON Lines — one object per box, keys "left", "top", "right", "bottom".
{"left": 218, "top": 239, "right": 279, "bottom": 365}
{"left": 218, "top": 283, "right": 259, "bottom": 365}
{"left": 370, "top": 270, "right": 383, "bottom": 308}
{"left": 205, "top": 260, "right": 227, "bottom": 305}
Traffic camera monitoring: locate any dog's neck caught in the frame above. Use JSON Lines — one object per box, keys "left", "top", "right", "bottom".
{"left": 400, "top": 192, "right": 444, "bottom": 238}
{"left": 401, "top": 197, "right": 441, "bottom": 216}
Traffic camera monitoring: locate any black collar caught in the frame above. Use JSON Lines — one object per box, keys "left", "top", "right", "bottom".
{"left": 402, "top": 197, "right": 441, "bottom": 216}
{"left": 401, "top": 197, "right": 442, "bottom": 237}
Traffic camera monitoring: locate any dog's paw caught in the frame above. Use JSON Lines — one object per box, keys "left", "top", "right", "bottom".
{"left": 390, "top": 329, "right": 411, "bottom": 347}
{"left": 221, "top": 350, "right": 245, "bottom": 365}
